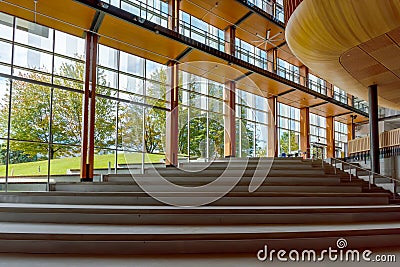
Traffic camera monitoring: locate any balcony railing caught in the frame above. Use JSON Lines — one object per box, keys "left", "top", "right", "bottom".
{"left": 348, "top": 128, "right": 400, "bottom": 156}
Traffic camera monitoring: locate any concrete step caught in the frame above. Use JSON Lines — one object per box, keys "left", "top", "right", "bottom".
{"left": 143, "top": 168, "right": 325, "bottom": 177}
{"left": 0, "top": 192, "right": 390, "bottom": 206}
{"left": 104, "top": 175, "right": 341, "bottom": 184}
{"left": 50, "top": 182, "right": 362, "bottom": 193}
{"left": 0, "top": 204, "right": 399, "bottom": 225}
{"left": 0, "top": 221, "right": 399, "bottom": 254}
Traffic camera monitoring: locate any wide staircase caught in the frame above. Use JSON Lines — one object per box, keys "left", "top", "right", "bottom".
{"left": 0, "top": 157, "right": 399, "bottom": 254}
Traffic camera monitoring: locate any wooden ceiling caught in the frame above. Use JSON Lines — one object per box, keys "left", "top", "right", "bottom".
{"left": 286, "top": 0, "right": 400, "bottom": 110}
{"left": 0, "top": 0, "right": 366, "bottom": 122}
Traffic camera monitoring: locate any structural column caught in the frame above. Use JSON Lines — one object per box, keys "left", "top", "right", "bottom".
{"left": 165, "top": 61, "right": 179, "bottom": 166}
{"left": 267, "top": 48, "right": 278, "bottom": 73}
{"left": 299, "top": 65, "right": 308, "bottom": 87}
{"left": 80, "top": 32, "right": 98, "bottom": 182}
{"left": 225, "top": 25, "right": 236, "bottom": 56}
{"left": 168, "top": 0, "right": 180, "bottom": 31}
{"left": 224, "top": 81, "right": 236, "bottom": 157}
{"left": 368, "top": 84, "right": 380, "bottom": 174}
{"left": 326, "top": 116, "right": 335, "bottom": 158}
{"left": 267, "top": 96, "right": 278, "bottom": 157}
{"left": 223, "top": 24, "right": 236, "bottom": 157}
{"left": 300, "top": 107, "right": 310, "bottom": 158}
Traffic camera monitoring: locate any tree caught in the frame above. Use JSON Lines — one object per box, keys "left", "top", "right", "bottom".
{"left": 0, "top": 60, "right": 115, "bottom": 160}
{"left": 279, "top": 130, "right": 299, "bottom": 154}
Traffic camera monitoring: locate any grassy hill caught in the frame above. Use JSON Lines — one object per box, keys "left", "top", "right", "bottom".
{"left": 0, "top": 152, "right": 165, "bottom": 176}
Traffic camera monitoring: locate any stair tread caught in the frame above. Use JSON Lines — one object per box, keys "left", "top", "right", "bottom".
{"left": 0, "top": 221, "right": 399, "bottom": 236}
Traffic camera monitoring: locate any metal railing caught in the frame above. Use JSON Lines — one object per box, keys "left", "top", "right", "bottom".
{"left": 329, "top": 157, "right": 399, "bottom": 199}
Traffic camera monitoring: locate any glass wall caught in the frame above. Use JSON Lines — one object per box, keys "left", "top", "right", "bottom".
{"left": 179, "top": 11, "right": 224, "bottom": 51}
{"left": 335, "top": 120, "right": 348, "bottom": 158}
{"left": 178, "top": 72, "right": 224, "bottom": 160}
{"left": 245, "top": 0, "right": 284, "bottom": 22}
{"left": 333, "top": 86, "right": 348, "bottom": 104}
{"left": 235, "top": 38, "right": 267, "bottom": 70}
{"left": 310, "top": 113, "right": 327, "bottom": 159}
{"left": 277, "top": 103, "right": 300, "bottom": 156}
{"left": 236, "top": 90, "right": 269, "bottom": 157}
{"left": 96, "top": 44, "right": 167, "bottom": 171}
{"left": 106, "top": 0, "right": 169, "bottom": 27}
{"left": 277, "top": 58, "right": 300, "bottom": 83}
{"left": 0, "top": 13, "right": 85, "bottom": 190}
{"left": 308, "top": 73, "right": 327, "bottom": 95}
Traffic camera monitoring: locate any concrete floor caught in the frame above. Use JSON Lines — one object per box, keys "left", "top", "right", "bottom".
{"left": 0, "top": 250, "right": 398, "bottom": 267}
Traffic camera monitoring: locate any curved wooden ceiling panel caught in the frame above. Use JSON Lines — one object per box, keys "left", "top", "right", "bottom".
{"left": 285, "top": 0, "right": 400, "bottom": 110}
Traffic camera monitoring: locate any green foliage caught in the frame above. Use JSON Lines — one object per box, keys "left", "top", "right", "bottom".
{"left": 0, "top": 60, "right": 116, "bottom": 160}
{"left": 178, "top": 116, "right": 224, "bottom": 158}
{"left": 279, "top": 130, "right": 299, "bottom": 154}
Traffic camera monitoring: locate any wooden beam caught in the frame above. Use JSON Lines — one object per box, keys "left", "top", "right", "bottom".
{"left": 326, "top": 116, "right": 335, "bottom": 158}
{"left": 300, "top": 107, "right": 310, "bottom": 158}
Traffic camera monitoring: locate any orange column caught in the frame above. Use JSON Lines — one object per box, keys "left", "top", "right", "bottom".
{"left": 80, "top": 32, "right": 98, "bottom": 182}
{"left": 267, "top": 48, "right": 278, "bottom": 73}
{"left": 326, "top": 81, "right": 333, "bottom": 97}
{"left": 168, "top": 0, "right": 180, "bottom": 31}
{"left": 225, "top": 25, "right": 236, "bottom": 56}
{"left": 300, "top": 107, "right": 310, "bottom": 158}
{"left": 165, "top": 62, "right": 179, "bottom": 166}
{"left": 299, "top": 65, "right": 308, "bottom": 87}
{"left": 326, "top": 116, "right": 335, "bottom": 158}
{"left": 347, "top": 123, "right": 354, "bottom": 141}
{"left": 268, "top": 96, "right": 278, "bottom": 157}
{"left": 223, "top": 25, "right": 236, "bottom": 157}
{"left": 224, "top": 81, "right": 236, "bottom": 157}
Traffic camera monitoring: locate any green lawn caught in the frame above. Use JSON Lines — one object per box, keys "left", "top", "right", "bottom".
{"left": 0, "top": 153, "right": 165, "bottom": 176}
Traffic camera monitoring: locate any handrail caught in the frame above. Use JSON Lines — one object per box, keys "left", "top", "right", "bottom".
{"left": 329, "top": 157, "right": 399, "bottom": 199}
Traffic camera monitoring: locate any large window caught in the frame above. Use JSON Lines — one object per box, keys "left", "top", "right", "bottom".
{"left": 107, "top": 0, "right": 169, "bottom": 27}
{"left": 277, "top": 103, "right": 300, "bottom": 156}
{"left": 236, "top": 90, "right": 270, "bottom": 157}
{"left": 333, "top": 86, "right": 348, "bottom": 104}
{"left": 245, "top": 0, "right": 284, "bottom": 22}
{"left": 179, "top": 11, "right": 224, "bottom": 52}
{"left": 235, "top": 38, "right": 267, "bottom": 70}
{"left": 277, "top": 58, "right": 300, "bottom": 83}
{"left": 0, "top": 13, "right": 85, "bottom": 188}
{"left": 96, "top": 44, "right": 167, "bottom": 170}
{"left": 308, "top": 73, "right": 326, "bottom": 95}
{"left": 335, "top": 121, "right": 348, "bottom": 158}
{"left": 310, "top": 113, "right": 327, "bottom": 159}
{"left": 178, "top": 72, "right": 224, "bottom": 160}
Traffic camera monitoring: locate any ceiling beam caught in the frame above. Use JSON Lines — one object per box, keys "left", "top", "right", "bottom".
{"left": 89, "top": 10, "right": 105, "bottom": 32}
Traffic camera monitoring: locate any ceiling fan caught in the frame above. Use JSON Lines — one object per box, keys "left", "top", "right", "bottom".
{"left": 251, "top": 29, "right": 284, "bottom": 50}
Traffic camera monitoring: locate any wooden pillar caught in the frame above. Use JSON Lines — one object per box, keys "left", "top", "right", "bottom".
{"left": 347, "top": 93, "right": 353, "bottom": 107}
{"left": 326, "top": 81, "right": 333, "bottom": 98}
{"left": 223, "top": 24, "right": 236, "bottom": 157}
{"left": 268, "top": 96, "right": 278, "bottom": 157}
{"left": 225, "top": 25, "right": 236, "bottom": 56}
{"left": 80, "top": 32, "right": 98, "bottom": 182}
{"left": 224, "top": 81, "right": 236, "bottom": 157}
{"left": 168, "top": 0, "right": 180, "bottom": 31}
{"left": 300, "top": 107, "right": 310, "bottom": 158}
{"left": 347, "top": 123, "right": 354, "bottom": 141}
{"left": 165, "top": 61, "right": 179, "bottom": 166}
{"left": 267, "top": 48, "right": 278, "bottom": 73}
{"left": 326, "top": 116, "right": 335, "bottom": 158}
{"left": 299, "top": 65, "right": 308, "bottom": 87}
